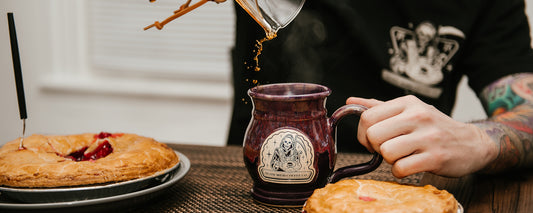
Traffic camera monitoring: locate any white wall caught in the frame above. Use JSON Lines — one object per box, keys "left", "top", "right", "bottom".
{"left": 0, "top": 1, "right": 532, "bottom": 146}
{"left": 0, "top": 0, "right": 233, "bottom": 146}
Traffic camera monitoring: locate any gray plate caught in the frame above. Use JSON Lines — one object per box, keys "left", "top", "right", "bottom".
{"left": 0, "top": 151, "right": 189, "bottom": 209}
{"left": 458, "top": 202, "right": 464, "bottom": 213}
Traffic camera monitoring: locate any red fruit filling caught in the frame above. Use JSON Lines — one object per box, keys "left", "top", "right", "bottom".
{"left": 66, "top": 140, "right": 113, "bottom": 161}
{"left": 96, "top": 132, "right": 113, "bottom": 139}
{"left": 94, "top": 132, "right": 123, "bottom": 141}
{"left": 61, "top": 132, "right": 120, "bottom": 161}
{"left": 358, "top": 196, "right": 376, "bottom": 202}
{"left": 66, "top": 147, "right": 88, "bottom": 161}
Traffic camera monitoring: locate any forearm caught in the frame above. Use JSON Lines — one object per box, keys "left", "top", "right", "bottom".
{"left": 471, "top": 107, "right": 533, "bottom": 173}
{"left": 474, "top": 73, "right": 533, "bottom": 173}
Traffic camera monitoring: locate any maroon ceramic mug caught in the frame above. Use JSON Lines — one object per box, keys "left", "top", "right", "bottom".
{"left": 243, "top": 83, "right": 383, "bottom": 206}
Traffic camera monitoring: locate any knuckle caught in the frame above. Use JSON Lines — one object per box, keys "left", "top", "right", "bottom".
{"left": 405, "top": 94, "right": 418, "bottom": 101}
{"left": 379, "top": 145, "right": 395, "bottom": 164}
{"left": 407, "top": 108, "right": 433, "bottom": 123}
{"left": 392, "top": 164, "right": 408, "bottom": 178}
{"left": 359, "top": 110, "right": 372, "bottom": 125}
{"left": 423, "top": 127, "right": 446, "bottom": 142}
{"left": 399, "top": 95, "right": 418, "bottom": 103}
{"left": 365, "top": 127, "right": 379, "bottom": 142}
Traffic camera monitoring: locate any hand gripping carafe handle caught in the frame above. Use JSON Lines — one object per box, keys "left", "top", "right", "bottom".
{"left": 327, "top": 104, "right": 383, "bottom": 183}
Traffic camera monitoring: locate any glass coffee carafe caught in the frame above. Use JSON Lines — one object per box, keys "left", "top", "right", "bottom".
{"left": 145, "top": 0, "right": 306, "bottom": 37}
{"left": 235, "top": 0, "right": 306, "bottom": 38}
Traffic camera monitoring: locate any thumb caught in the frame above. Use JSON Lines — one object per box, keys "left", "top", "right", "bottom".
{"left": 346, "top": 97, "right": 383, "bottom": 108}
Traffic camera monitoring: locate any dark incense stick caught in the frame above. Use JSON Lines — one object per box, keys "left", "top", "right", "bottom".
{"left": 8, "top": 12, "right": 27, "bottom": 149}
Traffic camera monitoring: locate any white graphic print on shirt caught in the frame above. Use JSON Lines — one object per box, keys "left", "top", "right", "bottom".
{"left": 382, "top": 22, "right": 463, "bottom": 98}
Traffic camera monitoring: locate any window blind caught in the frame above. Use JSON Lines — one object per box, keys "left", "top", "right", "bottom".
{"left": 87, "top": 0, "right": 236, "bottom": 81}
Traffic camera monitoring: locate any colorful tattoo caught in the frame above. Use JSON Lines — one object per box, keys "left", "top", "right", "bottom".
{"left": 475, "top": 73, "right": 533, "bottom": 173}
{"left": 486, "top": 86, "right": 524, "bottom": 116}
{"left": 482, "top": 77, "right": 525, "bottom": 116}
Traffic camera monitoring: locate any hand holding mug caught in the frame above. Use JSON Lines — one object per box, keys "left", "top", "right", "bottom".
{"left": 347, "top": 96, "right": 497, "bottom": 178}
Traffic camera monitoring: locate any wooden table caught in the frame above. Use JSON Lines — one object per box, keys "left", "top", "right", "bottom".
{"left": 154, "top": 144, "right": 533, "bottom": 213}
{"left": 3, "top": 144, "right": 531, "bottom": 212}
{"left": 421, "top": 169, "right": 533, "bottom": 213}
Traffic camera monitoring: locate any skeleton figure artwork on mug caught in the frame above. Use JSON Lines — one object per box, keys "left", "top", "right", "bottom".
{"left": 270, "top": 133, "right": 303, "bottom": 172}
{"left": 259, "top": 129, "right": 316, "bottom": 184}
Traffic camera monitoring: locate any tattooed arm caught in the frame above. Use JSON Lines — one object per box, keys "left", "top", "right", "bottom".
{"left": 345, "top": 73, "right": 533, "bottom": 178}
{"left": 345, "top": 73, "right": 533, "bottom": 177}
{"left": 473, "top": 73, "right": 533, "bottom": 173}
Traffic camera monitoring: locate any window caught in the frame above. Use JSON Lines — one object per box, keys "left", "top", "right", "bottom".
{"left": 89, "top": 0, "right": 235, "bottom": 81}
{"left": 43, "top": 0, "right": 236, "bottom": 100}
{"left": 33, "top": 0, "right": 236, "bottom": 145}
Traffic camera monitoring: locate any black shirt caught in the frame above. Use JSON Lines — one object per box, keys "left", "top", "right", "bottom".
{"left": 228, "top": 0, "right": 533, "bottom": 152}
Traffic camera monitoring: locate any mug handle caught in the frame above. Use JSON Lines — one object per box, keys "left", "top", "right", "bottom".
{"left": 327, "top": 104, "right": 383, "bottom": 183}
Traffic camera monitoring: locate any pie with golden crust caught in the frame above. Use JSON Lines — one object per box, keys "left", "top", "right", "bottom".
{"left": 0, "top": 132, "right": 179, "bottom": 188}
{"left": 303, "top": 179, "right": 458, "bottom": 213}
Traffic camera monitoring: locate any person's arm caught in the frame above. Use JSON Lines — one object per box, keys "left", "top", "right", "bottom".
{"left": 472, "top": 72, "right": 533, "bottom": 173}
{"left": 347, "top": 73, "right": 533, "bottom": 178}
{"left": 346, "top": 94, "right": 498, "bottom": 178}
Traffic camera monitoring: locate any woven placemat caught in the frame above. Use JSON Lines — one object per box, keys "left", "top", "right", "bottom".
{"left": 128, "top": 144, "right": 423, "bottom": 213}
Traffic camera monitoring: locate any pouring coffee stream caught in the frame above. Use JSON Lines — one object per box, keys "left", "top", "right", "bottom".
{"left": 145, "top": 0, "right": 305, "bottom": 82}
